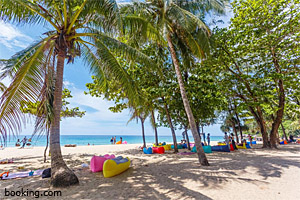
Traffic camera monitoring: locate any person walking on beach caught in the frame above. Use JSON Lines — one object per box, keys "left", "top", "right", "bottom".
{"left": 21, "top": 136, "right": 27, "bottom": 148}
{"left": 207, "top": 133, "right": 210, "bottom": 146}
{"left": 113, "top": 136, "right": 116, "bottom": 144}
{"left": 110, "top": 137, "right": 114, "bottom": 144}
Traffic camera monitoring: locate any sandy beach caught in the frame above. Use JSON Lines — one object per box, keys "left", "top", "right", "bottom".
{"left": 0, "top": 142, "right": 300, "bottom": 200}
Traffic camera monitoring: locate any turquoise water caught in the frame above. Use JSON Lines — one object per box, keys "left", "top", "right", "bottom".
{"left": 3, "top": 135, "right": 224, "bottom": 147}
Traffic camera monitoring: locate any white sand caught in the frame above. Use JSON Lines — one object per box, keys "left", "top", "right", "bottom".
{"left": 1, "top": 142, "right": 300, "bottom": 200}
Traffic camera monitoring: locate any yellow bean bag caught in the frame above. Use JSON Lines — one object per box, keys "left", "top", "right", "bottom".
{"left": 236, "top": 143, "right": 247, "bottom": 149}
{"left": 218, "top": 142, "right": 227, "bottom": 146}
{"left": 103, "top": 157, "right": 130, "bottom": 178}
{"left": 163, "top": 144, "right": 172, "bottom": 150}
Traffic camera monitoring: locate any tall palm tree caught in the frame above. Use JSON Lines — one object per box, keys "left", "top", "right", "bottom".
{"left": 121, "top": 0, "right": 226, "bottom": 165}
{"left": 0, "top": 0, "right": 154, "bottom": 187}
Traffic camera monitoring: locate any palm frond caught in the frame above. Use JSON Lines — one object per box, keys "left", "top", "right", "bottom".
{"left": 0, "top": 38, "right": 53, "bottom": 143}
{"left": 0, "top": 82, "right": 6, "bottom": 92}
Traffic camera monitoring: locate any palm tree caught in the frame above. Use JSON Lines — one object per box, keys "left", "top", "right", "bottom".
{"left": 121, "top": 0, "right": 226, "bottom": 165}
{"left": 0, "top": 82, "right": 6, "bottom": 92}
{"left": 0, "top": 0, "right": 154, "bottom": 187}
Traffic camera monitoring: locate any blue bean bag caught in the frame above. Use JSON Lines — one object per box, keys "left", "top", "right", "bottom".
{"left": 246, "top": 144, "right": 251, "bottom": 149}
{"left": 191, "top": 146, "right": 212, "bottom": 153}
{"left": 182, "top": 143, "right": 187, "bottom": 148}
{"left": 171, "top": 144, "right": 183, "bottom": 149}
{"left": 211, "top": 145, "right": 230, "bottom": 152}
{"left": 143, "top": 147, "right": 153, "bottom": 154}
{"left": 247, "top": 141, "right": 256, "bottom": 145}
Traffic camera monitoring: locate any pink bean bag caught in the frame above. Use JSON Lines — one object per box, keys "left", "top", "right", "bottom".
{"left": 90, "top": 154, "right": 115, "bottom": 172}
{"left": 122, "top": 141, "right": 128, "bottom": 144}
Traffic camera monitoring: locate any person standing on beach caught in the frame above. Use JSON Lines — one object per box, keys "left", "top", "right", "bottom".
{"left": 248, "top": 134, "right": 253, "bottom": 146}
{"left": 113, "top": 136, "right": 116, "bottom": 144}
{"left": 224, "top": 132, "right": 230, "bottom": 149}
{"left": 21, "top": 136, "right": 27, "bottom": 148}
{"left": 110, "top": 137, "right": 113, "bottom": 144}
{"left": 120, "top": 137, "right": 123, "bottom": 144}
{"left": 207, "top": 133, "right": 210, "bottom": 146}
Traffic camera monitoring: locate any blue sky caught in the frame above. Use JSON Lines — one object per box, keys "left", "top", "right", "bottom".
{"left": 0, "top": 3, "right": 233, "bottom": 137}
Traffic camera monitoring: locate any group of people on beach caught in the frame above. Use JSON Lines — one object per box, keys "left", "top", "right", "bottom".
{"left": 224, "top": 132, "right": 254, "bottom": 149}
{"left": 110, "top": 136, "right": 122, "bottom": 144}
{"left": 15, "top": 136, "right": 31, "bottom": 148}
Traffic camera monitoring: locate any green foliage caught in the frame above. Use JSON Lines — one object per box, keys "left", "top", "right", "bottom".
{"left": 20, "top": 88, "right": 85, "bottom": 118}
{"left": 205, "top": 0, "right": 300, "bottom": 138}
{"left": 0, "top": 0, "right": 156, "bottom": 143}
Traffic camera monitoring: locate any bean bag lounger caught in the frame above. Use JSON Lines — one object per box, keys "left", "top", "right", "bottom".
{"left": 230, "top": 143, "right": 235, "bottom": 151}
{"left": 236, "top": 143, "right": 247, "bottom": 149}
{"left": 152, "top": 147, "right": 165, "bottom": 154}
{"left": 171, "top": 144, "right": 183, "bottom": 149}
{"left": 211, "top": 145, "right": 230, "bottom": 152}
{"left": 90, "top": 154, "right": 115, "bottom": 173}
{"left": 279, "top": 140, "right": 288, "bottom": 145}
{"left": 246, "top": 143, "right": 251, "bottom": 149}
{"left": 191, "top": 146, "right": 212, "bottom": 153}
{"left": 103, "top": 156, "right": 130, "bottom": 178}
{"left": 247, "top": 141, "right": 257, "bottom": 145}
{"left": 218, "top": 142, "right": 227, "bottom": 146}
{"left": 182, "top": 143, "right": 188, "bottom": 149}
{"left": 163, "top": 144, "right": 172, "bottom": 151}
{"left": 143, "top": 147, "right": 153, "bottom": 154}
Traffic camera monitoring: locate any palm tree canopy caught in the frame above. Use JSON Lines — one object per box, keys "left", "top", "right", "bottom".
{"left": 120, "top": 0, "right": 227, "bottom": 59}
{"left": 0, "top": 0, "right": 156, "bottom": 143}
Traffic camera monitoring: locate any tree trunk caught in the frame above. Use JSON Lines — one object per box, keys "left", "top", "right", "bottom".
{"left": 140, "top": 117, "right": 146, "bottom": 148}
{"left": 151, "top": 110, "right": 159, "bottom": 146}
{"left": 230, "top": 120, "right": 239, "bottom": 144}
{"left": 185, "top": 127, "right": 191, "bottom": 150}
{"left": 229, "top": 104, "right": 239, "bottom": 143}
{"left": 253, "top": 106, "right": 269, "bottom": 148}
{"left": 269, "top": 48, "right": 285, "bottom": 148}
{"left": 269, "top": 82, "right": 285, "bottom": 148}
{"left": 280, "top": 123, "right": 288, "bottom": 141}
{"left": 44, "top": 132, "right": 49, "bottom": 163}
{"left": 50, "top": 51, "right": 79, "bottom": 187}
{"left": 167, "top": 34, "right": 209, "bottom": 165}
{"left": 162, "top": 97, "right": 178, "bottom": 153}
{"left": 196, "top": 121, "right": 201, "bottom": 137}
{"left": 233, "top": 108, "right": 241, "bottom": 143}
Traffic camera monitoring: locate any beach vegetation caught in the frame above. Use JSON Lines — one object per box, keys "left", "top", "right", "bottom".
{"left": 0, "top": 0, "right": 155, "bottom": 187}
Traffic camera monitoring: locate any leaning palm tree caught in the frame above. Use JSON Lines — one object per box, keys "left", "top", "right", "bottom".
{"left": 121, "top": 0, "right": 227, "bottom": 165}
{"left": 0, "top": 0, "right": 154, "bottom": 187}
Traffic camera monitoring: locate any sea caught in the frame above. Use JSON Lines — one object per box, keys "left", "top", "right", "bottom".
{"left": 2, "top": 135, "right": 224, "bottom": 147}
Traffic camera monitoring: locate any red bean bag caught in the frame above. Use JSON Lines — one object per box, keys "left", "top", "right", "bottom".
{"left": 152, "top": 147, "right": 165, "bottom": 154}
{"left": 230, "top": 144, "right": 234, "bottom": 151}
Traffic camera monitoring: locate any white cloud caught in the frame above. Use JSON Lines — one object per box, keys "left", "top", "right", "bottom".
{"left": 0, "top": 21, "right": 33, "bottom": 49}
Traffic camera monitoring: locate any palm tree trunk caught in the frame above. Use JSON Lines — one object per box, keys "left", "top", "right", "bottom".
{"left": 140, "top": 117, "right": 146, "bottom": 148}
{"left": 162, "top": 97, "right": 178, "bottom": 153}
{"left": 185, "top": 127, "right": 191, "bottom": 150}
{"left": 44, "top": 131, "right": 49, "bottom": 163}
{"left": 167, "top": 34, "right": 209, "bottom": 165}
{"left": 50, "top": 51, "right": 79, "bottom": 187}
{"left": 151, "top": 110, "right": 159, "bottom": 146}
